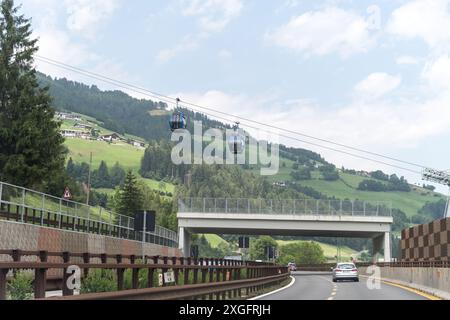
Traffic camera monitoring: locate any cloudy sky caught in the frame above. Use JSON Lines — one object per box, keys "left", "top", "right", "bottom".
{"left": 20, "top": 0, "right": 450, "bottom": 192}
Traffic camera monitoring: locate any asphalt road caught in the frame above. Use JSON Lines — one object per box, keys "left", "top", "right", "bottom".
{"left": 257, "top": 272, "right": 429, "bottom": 300}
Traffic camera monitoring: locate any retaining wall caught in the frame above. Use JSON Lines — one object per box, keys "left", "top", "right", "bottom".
{"left": 359, "top": 266, "right": 450, "bottom": 300}
{"left": 0, "top": 220, "right": 182, "bottom": 259}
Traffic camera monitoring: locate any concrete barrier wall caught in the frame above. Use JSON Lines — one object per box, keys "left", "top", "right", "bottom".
{"left": 0, "top": 220, "right": 182, "bottom": 260}
{"left": 359, "top": 266, "right": 450, "bottom": 299}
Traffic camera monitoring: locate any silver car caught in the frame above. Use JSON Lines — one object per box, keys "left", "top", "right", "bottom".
{"left": 332, "top": 263, "right": 359, "bottom": 282}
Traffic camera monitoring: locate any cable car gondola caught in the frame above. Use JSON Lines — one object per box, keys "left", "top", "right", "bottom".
{"left": 228, "top": 122, "right": 245, "bottom": 155}
{"left": 169, "top": 98, "right": 187, "bottom": 132}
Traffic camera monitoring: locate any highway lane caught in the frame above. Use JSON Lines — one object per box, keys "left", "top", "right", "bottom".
{"left": 257, "top": 272, "right": 429, "bottom": 300}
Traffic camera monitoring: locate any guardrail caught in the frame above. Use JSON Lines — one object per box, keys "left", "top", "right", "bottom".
{"left": 294, "top": 261, "right": 450, "bottom": 271}
{"left": 0, "top": 181, "right": 178, "bottom": 247}
{"left": 0, "top": 250, "right": 289, "bottom": 300}
{"left": 178, "top": 198, "right": 393, "bottom": 217}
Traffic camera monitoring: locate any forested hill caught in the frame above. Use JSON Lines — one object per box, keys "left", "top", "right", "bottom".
{"left": 37, "top": 73, "right": 234, "bottom": 142}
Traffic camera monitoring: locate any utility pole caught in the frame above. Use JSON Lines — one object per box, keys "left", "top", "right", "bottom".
{"left": 86, "top": 152, "right": 93, "bottom": 206}
{"left": 422, "top": 168, "right": 450, "bottom": 218}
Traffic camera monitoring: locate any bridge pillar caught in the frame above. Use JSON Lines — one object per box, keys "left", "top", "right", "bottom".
{"left": 373, "top": 232, "right": 391, "bottom": 263}
{"left": 179, "top": 227, "right": 191, "bottom": 257}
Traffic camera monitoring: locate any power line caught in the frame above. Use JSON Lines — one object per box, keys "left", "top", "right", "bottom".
{"left": 34, "top": 55, "right": 425, "bottom": 175}
{"left": 35, "top": 55, "right": 428, "bottom": 170}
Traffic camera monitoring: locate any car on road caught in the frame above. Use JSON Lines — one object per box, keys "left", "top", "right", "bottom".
{"left": 288, "top": 262, "right": 297, "bottom": 272}
{"left": 332, "top": 263, "right": 359, "bottom": 282}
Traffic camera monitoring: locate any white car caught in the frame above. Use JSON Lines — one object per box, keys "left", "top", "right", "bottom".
{"left": 332, "top": 263, "right": 359, "bottom": 282}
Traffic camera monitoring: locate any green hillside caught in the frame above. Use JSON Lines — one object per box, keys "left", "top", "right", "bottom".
{"left": 276, "top": 240, "right": 358, "bottom": 262}
{"left": 297, "top": 172, "right": 443, "bottom": 217}
{"left": 65, "top": 139, "right": 144, "bottom": 171}
{"left": 202, "top": 234, "right": 229, "bottom": 248}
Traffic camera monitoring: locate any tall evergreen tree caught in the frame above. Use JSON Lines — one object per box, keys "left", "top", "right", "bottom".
{"left": 0, "top": 0, "right": 66, "bottom": 187}
{"left": 115, "top": 170, "right": 143, "bottom": 217}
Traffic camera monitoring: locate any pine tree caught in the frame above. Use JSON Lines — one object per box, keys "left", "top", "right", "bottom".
{"left": 0, "top": 0, "right": 66, "bottom": 187}
{"left": 66, "top": 158, "right": 75, "bottom": 176}
{"left": 115, "top": 170, "right": 143, "bottom": 217}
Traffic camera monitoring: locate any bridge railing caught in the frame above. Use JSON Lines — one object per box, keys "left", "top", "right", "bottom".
{"left": 178, "top": 198, "right": 392, "bottom": 217}
{"left": 0, "top": 181, "right": 178, "bottom": 247}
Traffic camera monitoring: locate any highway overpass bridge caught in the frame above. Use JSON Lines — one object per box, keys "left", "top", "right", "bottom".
{"left": 177, "top": 198, "right": 394, "bottom": 261}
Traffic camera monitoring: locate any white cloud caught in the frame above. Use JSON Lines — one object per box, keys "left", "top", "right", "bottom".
{"left": 218, "top": 49, "right": 233, "bottom": 60}
{"left": 354, "top": 73, "right": 402, "bottom": 99}
{"left": 422, "top": 54, "right": 450, "bottom": 90}
{"left": 387, "top": 0, "right": 450, "bottom": 49}
{"left": 64, "top": 0, "right": 122, "bottom": 38}
{"left": 266, "top": 7, "right": 376, "bottom": 57}
{"left": 182, "top": 0, "right": 243, "bottom": 33}
{"left": 157, "top": 0, "right": 243, "bottom": 63}
{"left": 396, "top": 56, "right": 420, "bottom": 65}
{"left": 157, "top": 33, "right": 206, "bottom": 64}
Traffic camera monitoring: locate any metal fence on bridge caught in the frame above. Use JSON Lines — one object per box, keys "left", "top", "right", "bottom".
{"left": 178, "top": 198, "right": 392, "bottom": 217}
{"left": 0, "top": 181, "right": 178, "bottom": 247}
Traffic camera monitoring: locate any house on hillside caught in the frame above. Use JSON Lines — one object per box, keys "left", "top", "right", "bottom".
{"left": 61, "top": 129, "right": 78, "bottom": 138}
{"left": 56, "top": 112, "right": 82, "bottom": 121}
{"left": 60, "top": 129, "right": 91, "bottom": 139}
{"left": 100, "top": 133, "right": 122, "bottom": 142}
{"left": 73, "top": 123, "right": 93, "bottom": 130}
{"left": 273, "top": 181, "right": 287, "bottom": 188}
{"left": 132, "top": 141, "right": 146, "bottom": 148}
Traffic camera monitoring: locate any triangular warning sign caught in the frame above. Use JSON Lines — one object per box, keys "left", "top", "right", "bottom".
{"left": 63, "top": 187, "right": 72, "bottom": 200}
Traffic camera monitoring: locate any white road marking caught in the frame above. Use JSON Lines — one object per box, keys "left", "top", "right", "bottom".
{"left": 249, "top": 276, "right": 296, "bottom": 300}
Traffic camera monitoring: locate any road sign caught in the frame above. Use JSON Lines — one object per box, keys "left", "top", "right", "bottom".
{"left": 239, "top": 236, "right": 250, "bottom": 249}
{"left": 134, "top": 211, "right": 156, "bottom": 232}
{"left": 164, "top": 271, "right": 175, "bottom": 284}
{"left": 63, "top": 187, "right": 72, "bottom": 200}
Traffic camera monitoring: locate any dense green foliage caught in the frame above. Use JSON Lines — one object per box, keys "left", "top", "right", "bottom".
{"left": 140, "top": 140, "right": 190, "bottom": 182}
{"left": 0, "top": 1, "right": 66, "bottom": 188}
{"left": 114, "top": 171, "right": 143, "bottom": 217}
{"left": 418, "top": 199, "right": 447, "bottom": 221}
{"left": 290, "top": 167, "right": 312, "bottom": 181}
{"left": 81, "top": 270, "right": 116, "bottom": 294}
{"left": 67, "top": 158, "right": 126, "bottom": 189}
{"left": 278, "top": 242, "right": 326, "bottom": 265}
{"left": 193, "top": 235, "right": 237, "bottom": 258}
{"left": 7, "top": 271, "right": 33, "bottom": 300}
{"left": 250, "top": 236, "right": 278, "bottom": 261}
{"left": 358, "top": 173, "right": 411, "bottom": 192}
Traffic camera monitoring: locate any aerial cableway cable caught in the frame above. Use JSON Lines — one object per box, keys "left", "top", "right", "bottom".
{"left": 34, "top": 55, "right": 427, "bottom": 175}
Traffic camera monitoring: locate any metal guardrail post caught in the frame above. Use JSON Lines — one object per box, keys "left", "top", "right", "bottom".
{"left": 110, "top": 211, "right": 113, "bottom": 236}
{"left": 363, "top": 202, "right": 366, "bottom": 216}
{"left": 225, "top": 199, "right": 228, "bottom": 213}
{"left": 21, "top": 188, "right": 25, "bottom": 223}
{"left": 0, "top": 183, "right": 3, "bottom": 204}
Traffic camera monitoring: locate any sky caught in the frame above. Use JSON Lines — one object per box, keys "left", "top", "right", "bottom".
{"left": 19, "top": 0, "right": 450, "bottom": 193}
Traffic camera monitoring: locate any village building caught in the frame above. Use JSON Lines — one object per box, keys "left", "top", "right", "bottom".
{"left": 100, "top": 133, "right": 122, "bottom": 142}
